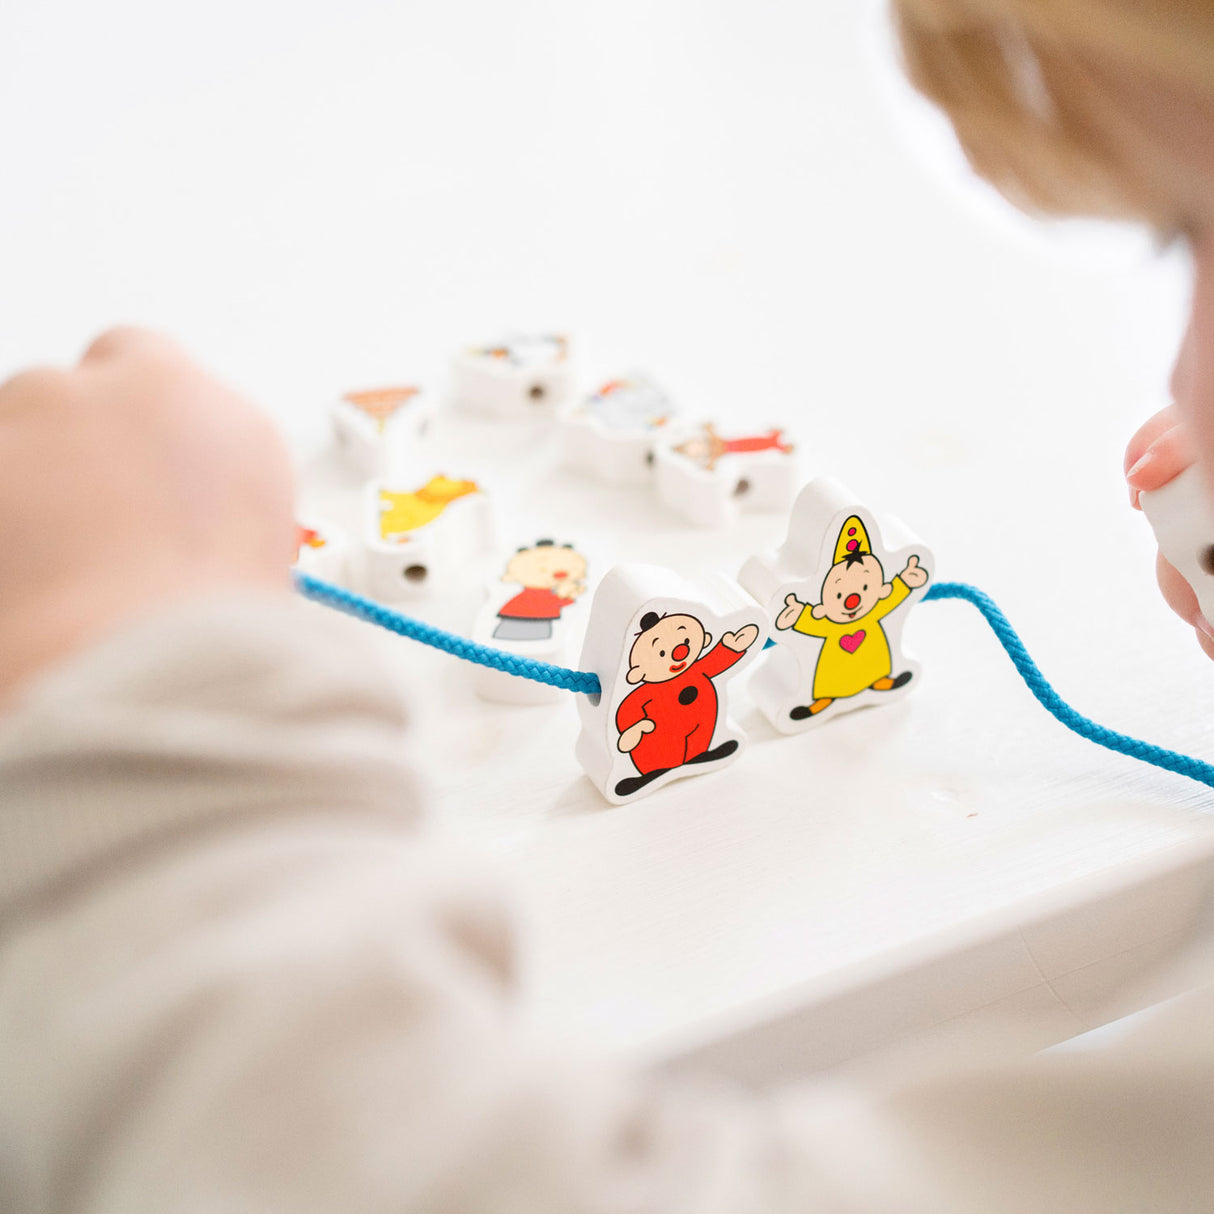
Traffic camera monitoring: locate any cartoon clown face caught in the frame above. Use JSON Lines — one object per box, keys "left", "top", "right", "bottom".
{"left": 626, "top": 612, "right": 711, "bottom": 684}
{"left": 816, "top": 552, "right": 893, "bottom": 624}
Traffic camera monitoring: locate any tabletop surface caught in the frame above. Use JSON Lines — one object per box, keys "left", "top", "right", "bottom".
{"left": 4, "top": 0, "right": 1213, "bottom": 1067}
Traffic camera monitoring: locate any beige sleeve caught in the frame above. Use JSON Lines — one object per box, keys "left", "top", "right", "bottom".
{"left": 2, "top": 594, "right": 1213, "bottom": 1214}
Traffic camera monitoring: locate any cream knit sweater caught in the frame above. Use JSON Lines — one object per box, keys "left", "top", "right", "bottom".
{"left": 3, "top": 595, "right": 1213, "bottom": 1213}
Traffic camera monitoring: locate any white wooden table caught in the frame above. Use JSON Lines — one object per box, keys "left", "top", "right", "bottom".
{"left": 4, "top": 0, "right": 1212, "bottom": 1084}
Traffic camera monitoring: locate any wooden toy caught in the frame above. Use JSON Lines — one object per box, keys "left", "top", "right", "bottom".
{"left": 329, "top": 384, "right": 431, "bottom": 479}
{"left": 358, "top": 474, "right": 493, "bottom": 601}
{"left": 739, "top": 477, "right": 933, "bottom": 734}
{"left": 560, "top": 375, "right": 679, "bottom": 484}
{"left": 449, "top": 333, "right": 576, "bottom": 419}
{"left": 293, "top": 519, "right": 349, "bottom": 584}
{"left": 653, "top": 421, "right": 800, "bottom": 528}
{"left": 473, "top": 538, "right": 593, "bottom": 704}
{"left": 575, "top": 564, "right": 767, "bottom": 803}
{"left": 1141, "top": 464, "right": 1214, "bottom": 629}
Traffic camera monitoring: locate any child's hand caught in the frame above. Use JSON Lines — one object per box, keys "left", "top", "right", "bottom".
{"left": 1125, "top": 405, "right": 1214, "bottom": 659}
{"left": 0, "top": 328, "right": 296, "bottom": 696}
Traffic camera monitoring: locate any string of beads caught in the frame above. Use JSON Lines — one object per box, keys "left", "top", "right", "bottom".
{"left": 294, "top": 572, "right": 1214, "bottom": 792}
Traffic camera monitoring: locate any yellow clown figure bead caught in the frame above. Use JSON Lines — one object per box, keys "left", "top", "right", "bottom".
{"left": 739, "top": 477, "right": 934, "bottom": 734}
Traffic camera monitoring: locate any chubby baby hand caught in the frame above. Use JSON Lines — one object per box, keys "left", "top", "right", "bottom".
{"left": 1125, "top": 405, "right": 1214, "bottom": 660}
{"left": 0, "top": 328, "right": 296, "bottom": 696}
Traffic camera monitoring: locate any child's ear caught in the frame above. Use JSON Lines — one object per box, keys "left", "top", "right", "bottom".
{"left": 626, "top": 665, "right": 645, "bottom": 684}
{"left": 811, "top": 604, "right": 828, "bottom": 619}
{"left": 702, "top": 632, "right": 712, "bottom": 649}
{"left": 878, "top": 582, "right": 893, "bottom": 599}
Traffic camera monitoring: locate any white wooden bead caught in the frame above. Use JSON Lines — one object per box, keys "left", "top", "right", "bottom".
{"left": 575, "top": 564, "right": 767, "bottom": 803}
{"left": 449, "top": 333, "right": 576, "bottom": 420}
{"left": 738, "top": 476, "right": 933, "bottom": 734}
{"left": 560, "top": 374, "right": 679, "bottom": 485}
{"left": 653, "top": 422, "right": 800, "bottom": 528}
{"left": 357, "top": 474, "right": 493, "bottom": 601}
{"left": 473, "top": 538, "right": 595, "bottom": 705}
{"left": 1141, "top": 464, "right": 1214, "bottom": 630}
{"left": 329, "top": 384, "right": 433, "bottom": 479}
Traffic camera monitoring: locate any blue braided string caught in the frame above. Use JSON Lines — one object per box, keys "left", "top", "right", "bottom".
{"left": 924, "top": 581, "right": 1214, "bottom": 791}
{"left": 295, "top": 572, "right": 1214, "bottom": 791}
{"left": 293, "top": 572, "right": 601, "bottom": 695}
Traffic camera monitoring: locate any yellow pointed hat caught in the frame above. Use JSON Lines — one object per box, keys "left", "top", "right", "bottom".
{"left": 833, "top": 515, "right": 871, "bottom": 564}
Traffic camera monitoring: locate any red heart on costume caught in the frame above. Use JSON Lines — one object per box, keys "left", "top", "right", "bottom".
{"left": 839, "top": 630, "right": 866, "bottom": 654}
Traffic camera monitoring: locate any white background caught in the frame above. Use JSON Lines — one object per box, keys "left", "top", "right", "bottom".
{"left": 4, "top": 0, "right": 1213, "bottom": 1067}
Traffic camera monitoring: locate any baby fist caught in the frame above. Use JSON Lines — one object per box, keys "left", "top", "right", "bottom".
{"left": 0, "top": 328, "right": 295, "bottom": 696}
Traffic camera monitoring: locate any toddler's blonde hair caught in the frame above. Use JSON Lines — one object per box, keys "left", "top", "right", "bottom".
{"left": 892, "top": 0, "right": 1214, "bottom": 224}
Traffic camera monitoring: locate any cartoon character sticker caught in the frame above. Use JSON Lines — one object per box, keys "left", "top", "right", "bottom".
{"left": 581, "top": 376, "right": 673, "bottom": 433}
{"left": 472, "top": 333, "right": 569, "bottom": 368}
{"left": 377, "top": 475, "right": 482, "bottom": 543}
{"left": 330, "top": 384, "right": 431, "bottom": 481}
{"left": 673, "top": 423, "right": 794, "bottom": 472}
{"left": 452, "top": 332, "right": 577, "bottom": 416}
{"left": 612, "top": 610, "right": 760, "bottom": 798}
{"left": 292, "top": 518, "right": 349, "bottom": 584}
{"left": 561, "top": 374, "right": 679, "bottom": 485}
{"left": 341, "top": 385, "right": 422, "bottom": 434}
{"left": 295, "top": 524, "right": 326, "bottom": 558}
{"left": 774, "top": 516, "right": 928, "bottom": 719}
{"left": 739, "top": 478, "right": 933, "bottom": 734}
{"left": 493, "top": 540, "right": 588, "bottom": 641}
{"left": 654, "top": 422, "right": 800, "bottom": 528}
{"left": 361, "top": 475, "right": 492, "bottom": 603}
{"left": 575, "top": 566, "right": 768, "bottom": 803}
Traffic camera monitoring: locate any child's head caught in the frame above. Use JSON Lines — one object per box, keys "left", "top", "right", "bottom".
{"left": 892, "top": 0, "right": 1214, "bottom": 226}
{"left": 893, "top": 0, "right": 1214, "bottom": 477}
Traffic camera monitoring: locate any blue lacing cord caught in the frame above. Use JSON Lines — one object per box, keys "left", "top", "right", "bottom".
{"left": 923, "top": 581, "right": 1214, "bottom": 791}
{"left": 294, "top": 572, "right": 600, "bottom": 695}
{"left": 294, "top": 572, "right": 1214, "bottom": 792}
